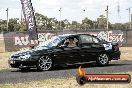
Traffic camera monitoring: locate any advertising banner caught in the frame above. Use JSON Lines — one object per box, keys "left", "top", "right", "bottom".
{"left": 20, "top": 0, "right": 37, "bottom": 40}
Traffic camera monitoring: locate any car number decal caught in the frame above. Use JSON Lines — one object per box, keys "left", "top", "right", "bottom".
{"left": 103, "top": 43, "right": 112, "bottom": 50}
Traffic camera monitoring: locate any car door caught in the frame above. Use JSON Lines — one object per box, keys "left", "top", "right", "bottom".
{"left": 79, "top": 34, "right": 99, "bottom": 62}
{"left": 53, "top": 35, "right": 81, "bottom": 64}
{"left": 53, "top": 47, "right": 72, "bottom": 64}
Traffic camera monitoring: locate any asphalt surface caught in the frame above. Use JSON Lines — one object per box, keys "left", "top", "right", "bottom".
{"left": 0, "top": 60, "right": 132, "bottom": 84}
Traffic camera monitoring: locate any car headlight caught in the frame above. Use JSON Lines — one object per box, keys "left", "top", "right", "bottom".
{"left": 19, "top": 55, "right": 31, "bottom": 60}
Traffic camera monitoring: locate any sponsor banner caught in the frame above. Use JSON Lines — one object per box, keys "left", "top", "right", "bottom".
{"left": 79, "top": 31, "right": 125, "bottom": 44}
{"left": 97, "top": 31, "right": 124, "bottom": 44}
{"left": 14, "top": 31, "right": 125, "bottom": 46}
{"left": 20, "top": 0, "right": 37, "bottom": 40}
{"left": 14, "top": 33, "right": 55, "bottom": 46}
{"left": 3, "top": 30, "right": 127, "bottom": 51}
{"left": 76, "top": 66, "right": 131, "bottom": 85}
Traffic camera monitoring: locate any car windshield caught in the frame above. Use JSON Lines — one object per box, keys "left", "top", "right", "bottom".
{"left": 36, "top": 35, "right": 65, "bottom": 49}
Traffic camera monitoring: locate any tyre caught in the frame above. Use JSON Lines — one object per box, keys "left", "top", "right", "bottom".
{"left": 96, "top": 53, "right": 109, "bottom": 66}
{"left": 37, "top": 55, "right": 53, "bottom": 71}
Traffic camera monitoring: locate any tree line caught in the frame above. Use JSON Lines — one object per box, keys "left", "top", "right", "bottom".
{"left": 0, "top": 12, "right": 131, "bottom": 32}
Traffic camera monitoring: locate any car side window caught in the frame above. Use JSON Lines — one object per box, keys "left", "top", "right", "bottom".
{"left": 79, "top": 35, "right": 99, "bottom": 46}
{"left": 63, "top": 36, "right": 79, "bottom": 48}
{"left": 80, "top": 35, "right": 93, "bottom": 43}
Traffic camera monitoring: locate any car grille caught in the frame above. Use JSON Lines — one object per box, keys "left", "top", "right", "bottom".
{"left": 10, "top": 56, "right": 20, "bottom": 60}
{"left": 11, "top": 56, "right": 19, "bottom": 58}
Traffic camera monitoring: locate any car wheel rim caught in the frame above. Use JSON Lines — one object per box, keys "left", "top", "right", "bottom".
{"left": 38, "top": 56, "right": 52, "bottom": 70}
{"left": 98, "top": 54, "right": 108, "bottom": 65}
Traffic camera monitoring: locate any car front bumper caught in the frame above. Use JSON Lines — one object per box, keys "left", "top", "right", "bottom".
{"left": 8, "top": 59, "right": 37, "bottom": 68}
{"left": 110, "top": 51, "right": 121, "bottom": 60}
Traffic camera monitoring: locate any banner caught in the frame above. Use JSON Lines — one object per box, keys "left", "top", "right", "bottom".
{"left": 76, "top": 66, "right": 131, "bottom": 85}
{"left": 20, "top": 0, "right": 37, "bottom": 40}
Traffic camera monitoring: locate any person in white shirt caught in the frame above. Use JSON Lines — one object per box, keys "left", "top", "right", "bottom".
{"left": 64, "top": 37, "right": 78, "bottom": 47}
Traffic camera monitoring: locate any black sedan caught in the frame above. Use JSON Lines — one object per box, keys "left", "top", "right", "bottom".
{"left": 8, "top": 34, "right": 121, "bottom": 71}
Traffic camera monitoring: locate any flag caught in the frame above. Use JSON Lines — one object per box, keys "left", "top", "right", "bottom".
{"left": 20, "top": 0, "right": 37, "bottom": 40}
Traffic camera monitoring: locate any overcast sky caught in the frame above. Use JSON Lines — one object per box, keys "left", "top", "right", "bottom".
{"left": 0, "top": 0, "right": 132, "bottom": 23}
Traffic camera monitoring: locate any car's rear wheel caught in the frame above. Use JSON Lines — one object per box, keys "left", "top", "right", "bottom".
{"left": 96, "top": 53, "right": 109, "bottom": 66}
{"left": 37, "top": 55, "right": 53, "bottom": 71}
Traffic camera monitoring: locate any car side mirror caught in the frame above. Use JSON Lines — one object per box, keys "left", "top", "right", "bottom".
{"left": 59, "top": 45, "right": 67, "bottom": 49}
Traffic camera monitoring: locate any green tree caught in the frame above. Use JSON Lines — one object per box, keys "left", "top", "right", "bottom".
{"left": 63, "top": 19, "right": 70, "bottom": 29}
{"left": 60, "top": 20, "right": 65, "bottom": 30}
{"left": 51, "top": 18, "right": 59, "bottom": 30}
{"left": 111, "top": 23, "right": 126, "bottom": 30}
{"left": 0, "top": 19, "right": 7, "bottom": 32}
{"left": 92, "top": 21, "right": 98, "bottom": 29}
{"left": 124, "top": 23, "right": 130, "bottom": 29}
{"left": 70, "top": 21, "right": 81, "bottom": 30}
{"left": 35, "top": 13, "right": 48, "bottom": 30}
{"left": 97, "top": 15, "right": 107, "bottom": 29}
{"left": 82, "top": 17, "right": 93, "bottom": 30}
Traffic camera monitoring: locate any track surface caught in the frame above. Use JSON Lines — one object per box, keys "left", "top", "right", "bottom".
{"left": 0, "top": 60, "right": 132, "bottom": 84}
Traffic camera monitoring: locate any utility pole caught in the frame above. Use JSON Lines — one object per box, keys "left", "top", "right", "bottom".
{"left": 83, "top": 9, "right": 86, "bottom": 30}
{"left": 126, "top": 7, "right": 132, "bottom": 29}
{"left": 6, "top": 8, "right": 9, "bottom": 32}
{"left": 59, "top": 8, "right": 62, "bottom": 30}
{"left": 131, "top": 14, "right": 132, "bottom": 28}
{"left": 117, "top": 0, "right": 121, "bottom": 22}
{"left": 0, "top": 9, "right": 2, "bottom": 33}
{"left": 21, "top": 9, "right": 23, "bottom": 25}
{"left": 105, "top": 5, "right": 109, "bottom": 31}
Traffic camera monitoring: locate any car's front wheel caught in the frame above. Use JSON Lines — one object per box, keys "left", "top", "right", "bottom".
{"left": 37, "top": 55, "right": 53, "bottom": 71}
{"left": 96, "top": 53, "right": 109, "bottom": 66}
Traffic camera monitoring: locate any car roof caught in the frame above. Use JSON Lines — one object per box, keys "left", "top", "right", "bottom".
{"left": 58, "top": 33, "right": 93, "bottom": 37}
